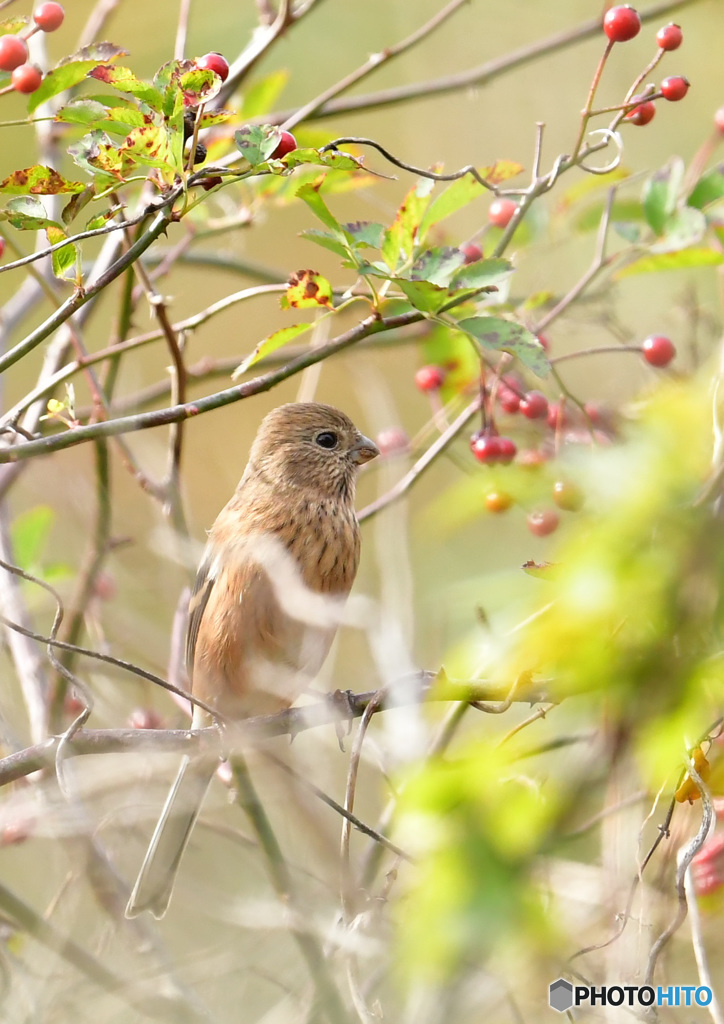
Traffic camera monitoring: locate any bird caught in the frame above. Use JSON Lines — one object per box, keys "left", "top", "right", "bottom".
{"left": 125, "top": 402, "right": 379, "bottom": 919}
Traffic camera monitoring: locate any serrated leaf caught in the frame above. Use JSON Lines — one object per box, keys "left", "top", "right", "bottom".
{"left": 457, "top": 316, "right": 550, "bottom": 378}
{"left": 29, "top": 58, "right": 117, "bottom": 114}
{"left": 178, "top": 67, "right": 220, "bottom": 108}
{"left": 88, "top": 65, "right": 163, "bottom": 110}
{"left": 449, "top": 257, "right": 513, "bottom": 290}
{"left": 46, "top": 225, "right": 77, "bottom": 280}
{"left": 234, "top": 124, "right": 282, "bottom": 166}
{"left": 284, "top": 269, "right": 333, "bottom": 309}
{"left": 418, "top": 175, "right": 490, "bottom": 240}
{"left": 342, "top": 221, "right": 384, "bottom": 248}
{"left": 397, "top": 279, "right": 451, "bottom": 313}
{"left": 59, "top": 42, "right": 127, "bottom": 65}
{"left": 0, "top": 166, "right": 84, "bottom": 195}
{"left": 650, "top": 206, "right": 706, "bottom": 253}
{"left": 119, "top": 122, "right": 179, "bottom": 174}
{"left": 4, "top": 195, "right": 55, "bottom": 230}
{"left": 55, "top": 98, "right": 109, "bottom": 126}
{"left": 282, "top": 148, "right": 363, "bottom": 172}
{"left": 67, "top": 130, "right": 119, "bottom": 183}
{"left": 0, "top": 17, "right": 29, "bottom": 33}
{"left": 642, "top": 159, "right": 684, "bottom": 235}
{"left": 381, "top": 178, "right": 434, "bottom": 272}
{"left": 296, "top": 181, "right": 346, "bottom": 237}
{"left": 407, "top": 246, "right": 466, "bottom": 286}
{"left": 300, "top": 229, "right": 350, "bottom": 259}
{"left": 616, "top": 247, "right": 724, "bottom": 277}
{"left": 240, "top": 70, "right": 289, "bottom": 118}
{"left": 198, "top": 109, "right": 233, "bottom": 129}
{"left": 688, "top": 164, "right": 724, "bottom": 210}
{"left": 232, "top": 322, "right": 314, "bottom": 378}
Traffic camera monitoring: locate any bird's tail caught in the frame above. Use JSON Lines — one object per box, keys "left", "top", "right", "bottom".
{"left": 125, "top": 754, "right": 214, "bottom": 920}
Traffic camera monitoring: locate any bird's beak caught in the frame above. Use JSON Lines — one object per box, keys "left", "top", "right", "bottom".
{"left": 350, "top": 434, "right": 379, "bottom": 465}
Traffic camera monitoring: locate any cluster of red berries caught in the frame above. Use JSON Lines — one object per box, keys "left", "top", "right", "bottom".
{"left": 600, "top": 7, "right": 689, "bottom": 129}
{"left": 0, "top": 3, "right": 64, "bottom": 95}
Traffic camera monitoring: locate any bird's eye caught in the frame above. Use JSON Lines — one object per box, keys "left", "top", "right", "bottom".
{"left": 315, "top": 430, "right": 339, "bottom": 450}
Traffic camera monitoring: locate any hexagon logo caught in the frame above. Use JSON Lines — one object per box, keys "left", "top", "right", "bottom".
{"left": 549, "top": 978, "right": 573, "bottom": 1012}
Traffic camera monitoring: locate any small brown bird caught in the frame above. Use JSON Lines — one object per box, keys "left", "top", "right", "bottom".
{"left": 125, "top": 402, "right": 378, "bottom": 919}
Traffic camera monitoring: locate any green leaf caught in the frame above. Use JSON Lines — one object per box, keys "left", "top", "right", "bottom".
{"left": 3, "top": 195, "right": 56, "bottom": 230}
{"left": 522, "top": 560, "right": 562, "bottom": 581}
{"left": 119, "top": 122, "right": 179, "bottom": 175}
{"left": 457, "top": 316, "right": 550, "bottom": 378}
{"left": 234, "top": 124, "right": 283, "bottom": 166}
{"left": 55, "top": 97, "right": 109, "bottom": 126}
{"left": 61, "top": 187, "right": 94, "bottom": 225}
{"left": 381, "top": 178, "right": 434, "bottom": 272}
{"left": 407, "top": 246, "right": 466, "bottom": 286}
{"left": 0, "top": 166, "right": 85, "bottom": 195}
{"left": 642, "top": 159, "right": 684, "bottom": 235}
{"left": 342, "top": 221, "right": 384, "bottom": 249}
{"left": 650, "top": 206, "right": 706, "bottom": 253}
{"left": 178, "top": 67, "right": 220, "bottom": 108}
{"left": 29, "top": 58, "right": 120, "bottom": 113}
{"left": 0, "top": 17, "right": 29, "bottom": 33}
{"left": 397, "top": 279, "right": 452, "bottom": 313}
{"left": 59, "top": 42, "right": 127, "bottom": 65}
{"left": 11, "top": 505, "right": 53, "bottom": 567}
{"left": 616, "top": 247, "right": 724, "bottom": 277}
{"left": 282, "top": 148, "right": 363, "bottom": 172}
{"left": 418, "top": 176, "right": 489, "bottom": 240}
{"left": 300, "top": 229, "right": 350, "bottom": 259}
{"left": 449, "top": 257, "right": 513, "bottom": 290}
{"left": 232, "top": 323, "right": 314, "bottom": 377}
{"left": 46, "top": 224, "right": 78, "bottom": 280}
{"left": 296, "top": 181, "right": 346, "bottom": 237}
{"left": 240, "top": 70, "right": 289, "bottom": 118}
{"left": 688, "top": 164, "right": 724, "bottom": 210}
{"left": 574, "top": 198, "right": 643, "bottom": 232}
{"left": 613, "top": 221, "right": 643, "bottom": 243}
{"left": 87, "top": 65, "right": 163, "bottom": 110}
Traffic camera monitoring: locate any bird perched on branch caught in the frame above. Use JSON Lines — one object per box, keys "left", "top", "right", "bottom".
{"left": 125, "top": 402, "right": 379, "bottom": 919}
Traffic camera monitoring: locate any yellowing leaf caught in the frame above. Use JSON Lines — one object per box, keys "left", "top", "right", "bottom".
{"left": 284, "top": 269, "right": 333, "bottom": 309}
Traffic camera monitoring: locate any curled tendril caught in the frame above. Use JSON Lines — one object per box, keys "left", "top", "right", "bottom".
{"left": 578, "top": 129, "right": 623, "bottom": 176}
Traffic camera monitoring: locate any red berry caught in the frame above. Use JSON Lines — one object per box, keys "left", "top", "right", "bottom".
{"left": 196, "top": 51, "right": 229, "bottom": 82}
{"left": 660, "top": 75, "right": 689, "bottom": 101}
{"left": 498, "top": 386, "right": 521, "bottom": 414}
{"left": 517, "top": 448, "right": 547, "bottom": 469}
{"left": 415, "top": 365, "right": 445, "bottom": 392}
{"left": 1, "top": 821, "right": 31, "bottom": 846}
{"left": 485, "top": 491, "right": 513, "bottom": 513}
{"left": 11, "top": 64, "right": 42, "bottom": 94}
{"left": 527, "top": 509, "right": 560, "bottom": 537}
{"left": 547, "top": 402, "right": 570, "bottom": 430}
{"left": 460, "top": 241, "right": 483, "bottom": 264}
{"left": 536, "top": 333, "right": 550, "bottom": 351}
{"left": 270, "top": 130, "right": 297, "bottom": 160}
{"left": 470, "top": 433, "right": 502, "bottom": 464}
{"left": 497, "top": 437, "right": 517, "bottom": 464}
{"left": 488, "top": 198, "right": 518, "bottom": 229}
{"left": 552, "top": 480, "right": 584, "bottom": 512}
{"left": 520, "top": 390, "right": 549, "bottom": 419}
{"left": 642, "top": 334, "right": 676, "bottom": 367}
{"left": 603, "top": 5, "right": 641, "bottom": 43}
{"left": 0, "top": 35, "right": 28, "bottom": 72}
{"left": 625, "top": 100, "right": 656, "bottom": 126}
{"left": 33, "top": 2, "right": 65, "bottom": 31}
{"left": 716, "top": 108, "right": 724, "bottom": 134}
{"left": 656, "top": 22, "right": 682, "bottom": 50}
{"left": 0, "top": 236, "right": 5, "bottom": 260}
{"left": 376, "top": 426, "right": 409, "bottom": 456}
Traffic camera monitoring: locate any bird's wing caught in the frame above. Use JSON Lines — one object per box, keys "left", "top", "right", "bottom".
{"left": 185, "top": 550, "right": 216, "bottom": 680}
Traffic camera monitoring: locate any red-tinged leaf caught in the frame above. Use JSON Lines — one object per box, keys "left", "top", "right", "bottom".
{"left": 178, "top": 67, "right": 220, "bottom": 108}
{"left": 198, "top": 109, "right": 233, "bottom": 129}
{"left": 232, "top": 323, "right": 314, "bottom": 378}
{"left": 119, "top": 123, "right": 179, "bottom": 175}
{"left": 284, "top": 269, "right": 333, "bottom": 309}
{"left": 381, "top": 178, "right": 434, "bottom": 272}
{"left": 615, "top": 247, "right": 724, "bottom": 277}
{"left": 484, "top": 159, "right": 525, "bottom": 186}
{"left": 457, "top": 316, "right": 550, "bottom": 378}
{"left": 0, "top": 166, "right": 85, "bottom": 195}
{"left": 88, "top": 65, "right": 163, "bottom": 110}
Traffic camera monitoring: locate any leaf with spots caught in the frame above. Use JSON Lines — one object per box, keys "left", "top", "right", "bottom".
{"left": 0, "top": 166, "right": 85, "bottom": 195}
{"left": 87, "top": 65, "right": 163, "bottom": 111}
{"left": 449, "top": 257, "right": 513, "bottom": 290}
{"left": 234, "top": 124, "right": 284, "bottom": 167}
{"left": 232, "top": 322, "right": 315, "bottom": 378}
{"left": 282, "top": 148, "right": 363, "bottom": 172}
{"left": 342, "top": 221, "right": 384, "bottom": 249}
{"left": 407, "top": 246, "right": 466, "bottom": 286}
{"left": 381, "top": 178, "right": 434, "bottom": 272}
{"left": 2, "top": 196, "right": 55, "bottom": 230}
{"left": 178, "top": 67, "right": 221, "bottom": 108}
{"left": 457, "top": 316, "right": 550, "bottom": 378}
{"left": 282, "top": 269, "right": 333, "bottom": 309}
{"left": 119, "top": 123, "right": 180, "bottom": 177}
{"left": 28, "top": 52, "right": 125, "bottom": 113}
